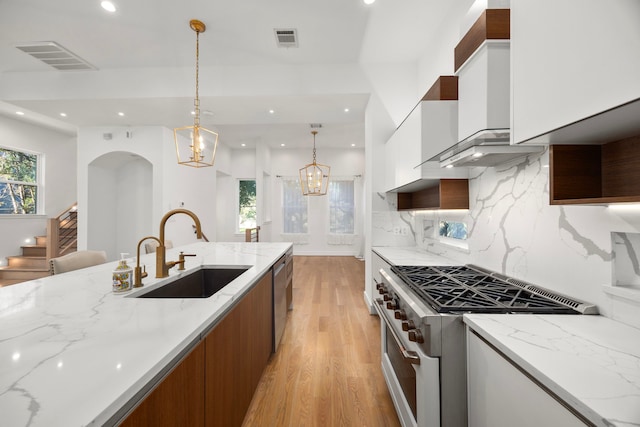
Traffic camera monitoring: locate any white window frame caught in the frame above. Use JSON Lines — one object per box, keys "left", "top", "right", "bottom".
{"left": 328, "top": 179, "right": 355, "bottom": 235}
{"left": 236, "top": 178, "right": 257, "bottom": 233}
{"left": 0, "top": 145, "right": 43, "bottom": 216}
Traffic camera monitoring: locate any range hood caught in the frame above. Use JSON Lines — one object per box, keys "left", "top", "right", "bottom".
{"left": 434, "top": 9, "right": 545, "bottom": 169}
{"left": 437, "top": 128, "right": 543, "bottom": 168}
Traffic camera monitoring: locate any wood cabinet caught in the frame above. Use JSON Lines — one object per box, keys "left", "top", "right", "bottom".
{"left": 397, "top": 179, "right": 469, "bottom": 211}
{"left": 550, "top": 136, "right": 640, "bottom": 204}
{"left": 205, "top": 272, "right": 273, "bottom": 427}
{"left": 285, "top": 251, "right": 293, "bottom": 310}
{"left": 120, "top": 343, "right": 205, "bottom": 427}
{"left": 467, "top": 329, "right": 589, "bottom": 427}
{"left": 511, "top": 0, "right": 640, "bottom": 145}
{"left": 121, "top": 271, "right": 273, "bottom": 427}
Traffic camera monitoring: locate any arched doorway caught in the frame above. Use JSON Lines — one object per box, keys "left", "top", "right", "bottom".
{"left": 87, "top": 152, "right": 152, "bottom": 260}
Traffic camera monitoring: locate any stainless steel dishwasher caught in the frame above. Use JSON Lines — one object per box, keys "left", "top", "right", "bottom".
{"left": 272, "top": 253, "right": 287, "bottom": 352}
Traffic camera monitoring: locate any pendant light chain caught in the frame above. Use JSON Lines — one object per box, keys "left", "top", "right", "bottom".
{"left": 312, "top": 131, "right": 317, "bottom": 165}
{"left": 194, "top": 29, "right": 200, "bottom": 129}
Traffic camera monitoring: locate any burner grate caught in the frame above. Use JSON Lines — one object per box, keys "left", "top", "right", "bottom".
{"left": 391, "top": 265, "right": 581, "bottom": 314}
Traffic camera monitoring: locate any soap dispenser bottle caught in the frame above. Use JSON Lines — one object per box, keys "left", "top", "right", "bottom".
{"left": 113, "top": 253, "right": 133, "bottom": 293}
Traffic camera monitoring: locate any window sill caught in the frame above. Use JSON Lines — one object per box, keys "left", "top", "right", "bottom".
{"left": 0, "top": 214, "right": 47, "bottom": 219}
{"left": 437, "top": 236, "right": 469, "bottom": 252}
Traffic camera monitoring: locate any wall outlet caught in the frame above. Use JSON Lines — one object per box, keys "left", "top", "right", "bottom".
{"left": 393, "top": 226, "right": 400, "bottom": 235}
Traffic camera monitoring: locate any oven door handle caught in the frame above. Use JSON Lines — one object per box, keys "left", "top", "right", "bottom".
{"left": 374, "top": 298, "right": 421, "bottom": 365}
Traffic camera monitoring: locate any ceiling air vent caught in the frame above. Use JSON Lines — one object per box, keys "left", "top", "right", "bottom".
{"left": 15, "top": 41, "right": 96, "bottom": 71}
{"left": 274, "top": 29, "right": 298, "bottom": 48}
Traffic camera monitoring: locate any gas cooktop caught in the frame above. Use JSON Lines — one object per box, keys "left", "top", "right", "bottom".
{"left": 391, "top": 265, "right": 595, "bottom": 314}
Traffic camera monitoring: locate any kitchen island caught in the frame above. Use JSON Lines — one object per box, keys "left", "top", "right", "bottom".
{"left": 0, "top": 241, "right": 292, "bottom": 426}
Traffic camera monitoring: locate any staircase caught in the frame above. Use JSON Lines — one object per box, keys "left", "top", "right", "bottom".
{"left": 0, "top": 236, "right": 51, "bottom": 287}
{"left": 0, "top": 204, "right": 78, "bottom": 287}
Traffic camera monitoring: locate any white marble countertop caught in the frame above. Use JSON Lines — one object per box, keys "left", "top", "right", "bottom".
{"left": 464, "top": 314, "right": 640, "bottom": 427}
{"left": 372, "top": 246, "right": 459, "bottom": 266}
{"left": 0, "top": 241, "right": 292, "bottom": 427}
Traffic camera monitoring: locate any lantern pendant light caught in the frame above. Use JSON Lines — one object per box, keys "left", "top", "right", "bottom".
{"left": 299, "top": 130, "right": 330, "bottom": 196}
{"left": 173, "top": 19, "right": 218, "bottom": 168}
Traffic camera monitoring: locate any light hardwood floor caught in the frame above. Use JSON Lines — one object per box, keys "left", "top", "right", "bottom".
{"left": 242, "top": 256, "right": 401, "bottom": 427}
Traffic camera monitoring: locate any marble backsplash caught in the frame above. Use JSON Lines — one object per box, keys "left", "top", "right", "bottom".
{"left": 372, "top": 148, "right": 640, "bottom": 328}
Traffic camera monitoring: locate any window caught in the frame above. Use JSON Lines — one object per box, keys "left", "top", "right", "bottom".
{"left": 0, "top": 147, "right": 39, "bottom": 215}
{"left": 329, "top": 180, "right": 355, "bottom": 234}
{"left": 238, "top": 179, "right": 256, "bottom": 232}
{"left": 439, "top": 220, "right": 467, "bottom": 240}
{"left": 282, "top": 179, "right": 307, "bottom": 233}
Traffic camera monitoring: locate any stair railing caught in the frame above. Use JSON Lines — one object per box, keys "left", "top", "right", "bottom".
{"left": 245, "top": 226, "right": 260, "bottom": 242}
{"left": 46, "top": 202, "right": 78, "bottom": 260}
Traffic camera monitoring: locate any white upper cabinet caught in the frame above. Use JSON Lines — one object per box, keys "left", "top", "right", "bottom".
{"left": 511, "top": 0, "right": 640, "bottom": 145}
{"left": 457, "top": 41, "right": 510, "bottom": 142}
{"left": 385, "top": 77, "right": 468, "bottom": 193}
{"left": 454, "top": 9, "right": 511, "bottom": 142}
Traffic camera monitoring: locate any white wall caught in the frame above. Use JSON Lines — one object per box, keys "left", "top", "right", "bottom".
{"left": 0, "top": 116, "right": 76, "bottom": 264}
{"left": 256, "top": 142, "right": 273, "bottom": 242}
{"left": 78, "top": 126, "right": 224, "bottom": 259}
{"left": 269, "top": 147, "right": 365, "bottom": 256}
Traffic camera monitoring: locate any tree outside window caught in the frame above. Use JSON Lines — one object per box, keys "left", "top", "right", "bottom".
{"left": 238, "top": 179, "right": 256, "bottom": 231}
{"left": 0, "top": 147, "right": 39, "bottom": 215}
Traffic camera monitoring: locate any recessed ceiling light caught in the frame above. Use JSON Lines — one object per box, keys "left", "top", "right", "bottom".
{"left": 101, "top": 1, "right": 116, "bottom": 12}
{"left": 118, "top": 112, "right": 125, "bottom": 117}
{"left": 363, "top": 0, "right": 375, "bottom": 4}
{"left": 280, "top": 143, "right": 285, "bottom": 147}
{"left": 351, "top": 143, "right": 356, "bottom": 147}
{"left": 344, "top": 108, "right": 350, "bottom": 113}
{"left": 445, "top": 164, "right": 454, "bottom": 169}
{"left": 472, "top": 152, "right": 484, "bottom": 158}
{"left": 269, "top": 109, "right": 275, "bottom": 114}
{"left": 15, "top": 111, "right": 24, "bottom": 116}
{"left": 60, "top": 112, "right": 67, "bottom": 117}
{"left": 191, "top": 111, "right": 195, "bottom": 115}
{"left": 241, "top": 143, "right": 246, "bottom": 147}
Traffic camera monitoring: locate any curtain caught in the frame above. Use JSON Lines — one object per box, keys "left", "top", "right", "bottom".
{"left": 282, "top": 178, "right": 308, "bottom": 234}
{"left": 328, "top": 180, "right": 355, "bottom": 234}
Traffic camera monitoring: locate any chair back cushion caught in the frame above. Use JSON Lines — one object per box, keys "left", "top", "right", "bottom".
{"left": 50, "top": 250, "right": 108, "bottom": 275}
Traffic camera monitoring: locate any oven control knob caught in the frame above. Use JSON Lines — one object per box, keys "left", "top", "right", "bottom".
{"left": 394, "top": 310, "right": 407, "bottom": 320}
{"left": 376, "top": 282, "right": 384, "bottom": 291}
{"left": 408, "top": 329, "right": 424, "bottom": 344}
{"left": 378, "top": 286, "right": 387, "bottom": 295}
{"left": 383, "top": 293, "right": 393, "bottom": 301}
{"left": 386, "top": 299, "right": 398, "bottom": 310}
{"left": 401, "top": 320, "right": 415, "bottom": 331}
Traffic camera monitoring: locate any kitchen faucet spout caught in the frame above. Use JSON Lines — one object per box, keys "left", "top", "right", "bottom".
{"left": 156, "top": 209, "right": 203, "bottom": 278}
{"left": 134, "top": 236, "right": 161, "bottom": 287}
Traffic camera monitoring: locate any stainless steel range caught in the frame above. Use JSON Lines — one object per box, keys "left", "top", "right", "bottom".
{"left": 374, "top": 264, "right": 597, "bottom": 427}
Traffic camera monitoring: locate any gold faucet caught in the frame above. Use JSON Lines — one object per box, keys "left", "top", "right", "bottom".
{"left": 134, "top": 236, "right": 161, "bottom": 287}
{"left": 156, "top": 209, "right": 203, "bottom": 278}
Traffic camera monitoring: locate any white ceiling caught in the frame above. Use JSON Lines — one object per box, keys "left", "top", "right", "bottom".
{"left": 0, "top": 0, "right": 464, "bottom": 149}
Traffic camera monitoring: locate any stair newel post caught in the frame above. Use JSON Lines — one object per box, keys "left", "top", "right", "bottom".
{"left": 46, "top": 217, "right": 60, "bottom": 260}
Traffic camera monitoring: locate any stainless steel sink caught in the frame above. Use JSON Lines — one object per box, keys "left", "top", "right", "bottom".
{"left": 135, "top": 267, "right": 250, "bottom": 298}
